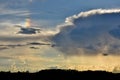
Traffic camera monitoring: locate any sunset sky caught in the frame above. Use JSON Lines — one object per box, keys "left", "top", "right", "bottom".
{"left": 0, "top": 0, "right": 120, "bottom": 72}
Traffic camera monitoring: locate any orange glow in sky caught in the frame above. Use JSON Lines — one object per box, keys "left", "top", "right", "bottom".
{"left": 25, "top": 18, "right": 31, "bottom": 28}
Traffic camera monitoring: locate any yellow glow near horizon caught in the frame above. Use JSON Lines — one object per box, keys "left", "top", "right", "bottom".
{"left": 25, "top": 18, "right": 31, "bottom": 28}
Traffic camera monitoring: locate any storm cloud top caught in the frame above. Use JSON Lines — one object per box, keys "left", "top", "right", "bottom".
{"left": 52, "top": 9, "right": 120, "bottom": 56}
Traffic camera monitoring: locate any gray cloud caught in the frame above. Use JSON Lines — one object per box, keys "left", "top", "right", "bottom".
{"left": 52, "top": 9, "right": 120, "bottom": 56}
{"left": 0, "top": 41, "right": 52, "bottom": 51}
{"left": 0, "top": 47, "right": 9, "bottom": 51}
{"left": 27, "top": 42, "right": 51, "bottom": 45}
{"left": 0, "top": 44, "right": 25, "bottom": 48}
{"left": 0, "top": 33, "right": 51, "bottom": 42}
{"left": 29, "top": 46, "right": 39, "bottom": 49}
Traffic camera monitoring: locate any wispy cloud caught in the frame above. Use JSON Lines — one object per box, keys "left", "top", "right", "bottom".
{"left": 0, "top": 8, "right": 29, "bottom": 17}
{"left": 0, "top": 0, "right": 31, "bottom": 17}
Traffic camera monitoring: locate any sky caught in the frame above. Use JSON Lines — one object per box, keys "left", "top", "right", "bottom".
{"left": 0, "top": 0, "right": 120, "bottom": 72}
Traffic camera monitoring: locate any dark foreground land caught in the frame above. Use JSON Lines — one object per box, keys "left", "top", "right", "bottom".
{"left": 0, "top": 69, "right": 120, "bottom": 80}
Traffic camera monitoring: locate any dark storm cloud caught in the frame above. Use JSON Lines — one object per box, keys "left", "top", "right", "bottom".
{"left": 52, "top": 9, "right": 120, "bottom": 56}
{"left": 109, "top": 26, "right": 120, "bottom": 39}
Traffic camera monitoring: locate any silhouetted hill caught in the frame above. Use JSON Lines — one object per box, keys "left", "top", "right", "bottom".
{"left": 0, "top": 69, "right": 120, "bottom": 80}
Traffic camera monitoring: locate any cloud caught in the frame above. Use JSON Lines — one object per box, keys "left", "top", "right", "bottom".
{"left": 0, "top": 0, "right": 48, "bottom": 17}
{"left": 29, "top": 46, "right": 39, "bottom": 49}
{"left": 0, "top": 18, "right": 56, "bottom": 51}
{"left": 27, "top": 42, "right": 51, "bottom": 45}
{"left": 0, "top": 44, "right": 25, "bottom": 48}
{"left": 0, "top": 47, "right": 9, "bottom": 51}
{"left": 52, "top": 9, "right": 120, "bottom": 56}
{"left": 0, "top": 7, "right": 29, "bottom": 17}
{"left": 0, "top": 41, "right": 51, "bottom": 50}
{"left": 0, "top": 24, "right": 54, "bottom": 42}
{"left": 0, "top": 0, "right": 29, "bottom": 8}
{"left": 0, "top": 0, "right": 32, "bottom": 17}
{"left": 109, "top": 26, "right": 120, "bottom": 39}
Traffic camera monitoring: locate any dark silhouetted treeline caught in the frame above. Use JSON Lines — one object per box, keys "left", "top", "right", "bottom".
{"left": 0, "top": 69, "right": 120, "bottom": 80}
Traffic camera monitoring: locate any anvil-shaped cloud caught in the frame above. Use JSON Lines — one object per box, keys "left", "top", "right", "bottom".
{"left": 52, "top": 9, "right": 120, "bottom": 56}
